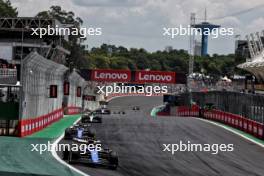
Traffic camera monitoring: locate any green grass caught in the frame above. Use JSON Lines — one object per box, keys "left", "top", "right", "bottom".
{"left": 27, "top": 115, "right": 81, "bottom": 139}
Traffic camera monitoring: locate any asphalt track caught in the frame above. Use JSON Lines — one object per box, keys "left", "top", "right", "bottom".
{"left": 58, "top": 96, "right": 264, "bottom": 176}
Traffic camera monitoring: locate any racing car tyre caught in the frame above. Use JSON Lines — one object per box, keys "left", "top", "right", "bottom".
{"left": 109, "top": 151, "right": 118, "bottom": 170}
{"left": 87, "top": 128, "right": 96, "bottom": 138}
{"left": 68, "top": 151, "right": 80, "bottom": 163}
{"left": 63, "top": 149, "right": 69, "bottom": 160}
{"left": 64, "top": 128, "right": 72, "bottom": 140}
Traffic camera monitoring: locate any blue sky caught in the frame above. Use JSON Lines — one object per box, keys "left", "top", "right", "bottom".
{"left": 11, "top": 0, "right": 264, "bottom": 55}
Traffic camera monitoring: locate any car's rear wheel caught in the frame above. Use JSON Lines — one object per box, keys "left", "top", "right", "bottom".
{"left": 63, "top": 149, "right": 69, "bottom": 160}
{"left": 64, "top": 128, "right": 72, "bottom": 140}
{"left": 68, "top": 151, "right": 80, "bottom": 163}
{"left": 109, "top": 151, "right": 118, "bottom": 170}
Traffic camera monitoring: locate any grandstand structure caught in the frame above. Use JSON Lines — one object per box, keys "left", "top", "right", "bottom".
{"left": 238, "top": 30, "right": 264, "bottom": 89}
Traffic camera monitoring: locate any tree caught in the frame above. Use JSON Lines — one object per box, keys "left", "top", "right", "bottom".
{"left": 0, "top": 0, "right": 18, "bottom": 17}
{"left": 36, "top": 6, "right": 85, "bottom": 69}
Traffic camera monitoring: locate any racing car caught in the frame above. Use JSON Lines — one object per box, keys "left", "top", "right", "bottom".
{"left": 95, "top": 108, "right": 111, "bottom": 115}
{"left": 63, "top": 138, "right": 119, "bottom": 169}
{"left": 132, "top": 106, "right": 140, "bottom": 111}
{"left": 81, "top": 112, "right": 102, "bottom": 123}
{"left": 118, "top": 111, "right": 126, "bottom": 115}
{"left": 64, "top": 124, "right": 96, "bottom": 140}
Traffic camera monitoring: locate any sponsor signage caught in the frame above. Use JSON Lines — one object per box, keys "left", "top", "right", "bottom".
{"left": 83, "top": 95, "right": 96, "bottom": 101}
{"left": 63, "top": 82, "right": 70, "bottom": 95}
{"left": 135, "top": 71, "right": 176, "bottom": 83}
{"left": 49, "top": 85, "right": 58, "bottom": 98}
{"left": 76, "top": 87, "right": 82, "bottom": 97}
{"left": 91, "top": 69, "right": 131, "bottom": 82}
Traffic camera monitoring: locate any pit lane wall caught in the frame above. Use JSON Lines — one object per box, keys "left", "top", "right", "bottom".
{"left": 18, "top": 52, "right": 100, "bottom": 137}
{"left": 159, "top": 92, "right": 264, "bottom": 140}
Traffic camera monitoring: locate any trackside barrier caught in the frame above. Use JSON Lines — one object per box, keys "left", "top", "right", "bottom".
{"left": 167, "top": 106, "right": 264, "bottom": 140}
{"left": 174, "top": 105, "right": 199, "bottom": 117}
{"left": 207, "top": 110, "right": 264, "bottom": 139}
{"left": 157, "top": 110, "right": 170, "bottom": 116}
{"left": 65, "top": 107, "right": 82, "bottom": 115}
{"left": 18, "top": 108, "right": 64, "bottom": 137}
{"left": 157, "top": 104, "right": 264, "bottom": 139}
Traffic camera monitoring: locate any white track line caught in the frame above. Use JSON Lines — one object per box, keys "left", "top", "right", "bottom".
{"left": 51, "top": 116, "right": 91, "bottom": 176}
{"left": 198, "top": 118, "right": 264, "bottom": 148}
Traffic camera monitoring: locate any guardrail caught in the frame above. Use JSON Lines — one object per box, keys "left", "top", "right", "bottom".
{"left": 0, "top": 68, "right": 17, "bottom": 84}
{"left": 157, "top": 104, "right": 264, "bottom": 140}
{"left": 0, "top": 68, "right": 17, "bottom": 77}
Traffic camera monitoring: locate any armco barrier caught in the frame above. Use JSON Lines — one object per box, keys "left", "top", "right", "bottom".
{"left": 166, "top": 106, "right": 264, "bottom": 140}
{"left": 18, "top": 108, "right": 64, "bottom": 137}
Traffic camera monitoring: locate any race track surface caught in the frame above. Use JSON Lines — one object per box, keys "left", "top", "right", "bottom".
{"left": 58, "top": 96, "right": 264, "bottom": 176}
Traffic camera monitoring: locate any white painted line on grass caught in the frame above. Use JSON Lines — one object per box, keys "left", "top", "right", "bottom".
{"left": 51, "top": 116, "right": 91, "bottom": 176}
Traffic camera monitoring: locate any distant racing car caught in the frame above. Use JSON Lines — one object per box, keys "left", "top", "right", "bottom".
{"left": 81, "top": 112, "right": 102, "bottom": 123}
{"left": 132, "top": 106, "right": 140, "bottom": 111}
{"left": 118, "top": 111, "right": 126, "bottom": 115}
{"left": 95, "top": 108, "right": 111, "bottom": 115}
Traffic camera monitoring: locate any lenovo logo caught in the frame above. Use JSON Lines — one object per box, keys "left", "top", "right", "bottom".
{"left": 138, "top": 73, "right": 172, "bottom": 81}
{"left": 91, "top": 69, "right": 131, "bottom": 82}
{"left": 135, "top": 71, "right": 175, "bottom": 83}
{"left": 95, "top": 72, "right": 128, "bottom": 80}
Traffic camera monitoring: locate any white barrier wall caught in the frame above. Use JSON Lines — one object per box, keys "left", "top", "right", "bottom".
{"left": 66, "top": 70, "right": 85, "bottom": 109}
{"left": 82, "top": 83, "right": 103, "bottom": 111}
{"left": 22, "top": 52, "right": 67, "bottom": 119}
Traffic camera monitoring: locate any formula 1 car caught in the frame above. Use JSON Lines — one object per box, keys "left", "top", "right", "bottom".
{"left": 63, "top": 138, "right": 119, "bottom": 169}
{"left": 95, "top": 108, "right": 111, "bottom": 115}
{"left": 132, "top": 106, "right": 140, "bottom": 111}
{"left": 118, "top": 111, "right": 126, "bottom": 115}
{"left": 64, "top": 124, "right": 95, "bottom": 140}
{"left": 81, "top": 112, "right": 102, "bottom": 123}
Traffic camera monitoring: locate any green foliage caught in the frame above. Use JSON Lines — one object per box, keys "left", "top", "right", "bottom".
{"left": 0, "top": 0, "right": 18, "bottom": 17}
{"left": 36, "top": 6, "right": 85, "bottom": 68}
{"left": 1, "top": 2, "right": 244, "bottom": 77}
{"left": 86, "top": 44, "right": 244, "bottom": 77}
{"left": 36, "top": 6, "right": 82, "bottom": 26}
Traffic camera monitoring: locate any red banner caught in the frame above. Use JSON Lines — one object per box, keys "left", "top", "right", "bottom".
{"left": 135, "top": 71, "right": 175, "bottom": 83}
{"left": 91, "top": 69, "right": 131, "bottom": 82}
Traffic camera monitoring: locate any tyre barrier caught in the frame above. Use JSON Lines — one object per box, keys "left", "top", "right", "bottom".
{"left": 18, "top": 108, "right": 64, "bottom": 137}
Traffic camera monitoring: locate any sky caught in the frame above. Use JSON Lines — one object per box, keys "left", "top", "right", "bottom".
{"left": 10, "top": 0, "right": 264, "bottom": 55}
